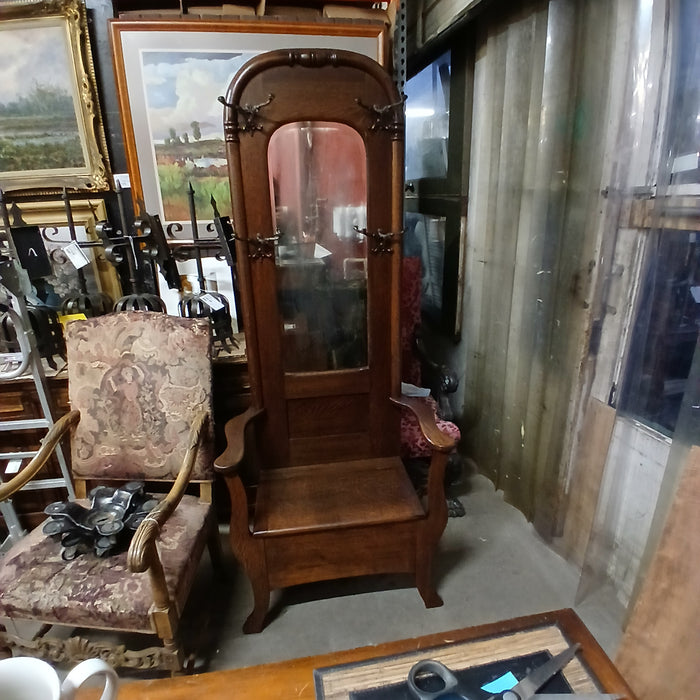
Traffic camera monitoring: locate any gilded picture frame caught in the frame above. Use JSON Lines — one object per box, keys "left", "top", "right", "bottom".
{"left": 0, "top": 0, "right": 111, "bottom": 194}
{"left": 109, "top": 18, "right": 387, "bottom": 237}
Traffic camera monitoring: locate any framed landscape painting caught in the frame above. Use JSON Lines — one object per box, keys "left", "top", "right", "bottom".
{"left": 110, "top": 19, "right": 387, "bottom": 238}
{"left": 0, "top": 0, "right": 111, "bottom": 193}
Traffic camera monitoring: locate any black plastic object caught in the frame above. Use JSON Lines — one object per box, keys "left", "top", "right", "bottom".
{"left": 42, "top": 481, "right": 158, "bottom": 559}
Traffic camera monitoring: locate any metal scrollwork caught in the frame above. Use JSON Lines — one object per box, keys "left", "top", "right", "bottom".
{"left": 237, "top": 232, "right": 280, "bottom": 260}
{"left": 355, "top": 95, "right": 406, "bottom": 133}
{"left": 353, "top": 226, "right": 403, "bottom": 254}
{"left": 218, "top": 93, "right": 274, "bottom": 134}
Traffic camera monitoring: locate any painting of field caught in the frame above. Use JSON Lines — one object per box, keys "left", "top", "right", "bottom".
{"left": 141, "top": 50, "right": 254, "bottom": 222}
{"left": 0, "top": 22, "right": 85, "bottom": 176}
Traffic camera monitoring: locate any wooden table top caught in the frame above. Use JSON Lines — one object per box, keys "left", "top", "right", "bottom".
{"left": 77, "top": 609, "right": 638, "bottom": 699}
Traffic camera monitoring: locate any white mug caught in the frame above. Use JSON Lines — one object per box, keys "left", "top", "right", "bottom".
{"left": 0, "top": 656, "right": 118, "bottom": 700}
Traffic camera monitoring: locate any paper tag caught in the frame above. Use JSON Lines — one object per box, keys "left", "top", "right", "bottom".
{"left": 401, "top": 382, "right": 431, "bottom": 398}
{"left": 200, "top": 293, "right": 225, "bottom": 311}
{"left": 481, "top": 671, "right": 518, "bottom": 693}
{"left": 5, "top": 459, "right": 22, "bottom": 475}
{"left": 114, "top": 172, "right": 131, "bottom": 189}
{"left": 314, "top": 243, "right": 332, "bottom": 259}
{"left": 63, "top": 241, "right": 90, "bottom": 269}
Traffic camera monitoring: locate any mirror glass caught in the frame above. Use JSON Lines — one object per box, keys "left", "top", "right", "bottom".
{"left": 268, "top": 121, "right": 368, "bottom": 372}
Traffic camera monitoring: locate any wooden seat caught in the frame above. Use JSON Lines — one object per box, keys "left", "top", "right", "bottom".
{"left": 254, "top": 458, "right": 424, "bottom": 535}
{"left": 215, "top": 48, "right": 457, "bottom": 633}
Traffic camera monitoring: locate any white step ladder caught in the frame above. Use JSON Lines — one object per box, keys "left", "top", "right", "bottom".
{"left": 1, "top": 218, "right": 74, "bottom": 553}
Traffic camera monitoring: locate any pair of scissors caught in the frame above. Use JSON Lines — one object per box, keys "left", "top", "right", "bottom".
{"left": 407, "top": 643, "right": 623, "bottom": 700}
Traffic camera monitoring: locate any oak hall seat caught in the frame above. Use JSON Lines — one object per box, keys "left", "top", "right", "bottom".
{"left": 215, "top": 48, "right": 457, "bottom": 633}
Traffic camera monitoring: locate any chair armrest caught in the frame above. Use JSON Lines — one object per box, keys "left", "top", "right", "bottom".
{"left": 392, "top": 395, "right": 456, "bottom": 453}
{"left": 0, "top": 410, "right": 80, "bottom": 502}
{"left": 128, "top": 409, "right": 209, "bottom": 574}
{"left": 214, "top": 406, "right": 264, "bottom": 475}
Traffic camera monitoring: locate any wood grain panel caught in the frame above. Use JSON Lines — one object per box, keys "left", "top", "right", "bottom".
{"left": 616, "top": 445, "right": 700, "bottom": 700}
{"left": 287, "top": 394, "right": 369, "bottom": 437}
{"left": 558, "top": 398, "right": 616, "bottom": 565}
{"left": 285, "top": 368, "right": 370, "bottom": 399}
{"left": 254, "top": 458, "right": 423, "bottom": 535}
{"left": 288, "top": 432, "right": 372, "bottom": 466}
{"left": 264, "top": 523, "right": 417, "bottom": 588}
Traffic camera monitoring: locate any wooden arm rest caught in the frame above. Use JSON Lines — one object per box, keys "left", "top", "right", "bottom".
{"left": 214, "top": 406, "right": 264, "bottom": 475}
{"left": 0, "top": 410, "right": 80, "bottom": 502}
{"left": 128, "top": 409, "right": 209, "bottom": 574}
{"left": 391, "top": 395, "right": 456, "bottom": 453}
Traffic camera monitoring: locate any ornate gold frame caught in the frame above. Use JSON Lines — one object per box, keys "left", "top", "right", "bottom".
{"left": 0, "top": 0, "right": 111, "bottom": 193}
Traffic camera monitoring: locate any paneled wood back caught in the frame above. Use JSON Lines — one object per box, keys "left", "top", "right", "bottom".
{"left": 223, "top": 50, "right": 404, "bottom": 468}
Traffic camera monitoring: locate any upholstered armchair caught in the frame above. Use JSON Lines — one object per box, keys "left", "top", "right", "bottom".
{"left": 0, "top": 312, "right": 216, "bottom": 674}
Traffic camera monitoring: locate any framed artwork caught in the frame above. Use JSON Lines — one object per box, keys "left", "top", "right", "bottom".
{"left": 0, "top": 0, "right": 111, "bottom": 194}
{"left": 109, "top": 18, "right": 388, "bottom": 238}
{"left": 13, "top": 198, "right": 122, "bottom": 305}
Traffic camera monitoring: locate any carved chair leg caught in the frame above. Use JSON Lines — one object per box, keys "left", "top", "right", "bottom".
{"left": 163, "top": 637, "right": 185, "bottom": 675}
{"left": 415, "top": 543, "right": 443, "bottom": 608}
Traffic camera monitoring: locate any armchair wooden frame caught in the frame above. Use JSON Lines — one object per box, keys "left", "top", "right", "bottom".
{"left": 216, "top": 49, "right": 458, "bottom": 633}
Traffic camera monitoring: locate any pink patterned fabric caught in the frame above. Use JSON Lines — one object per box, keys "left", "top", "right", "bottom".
{"left": 0, "top": 496, "right": 212, "bottom": 632}
{"left": 400, "top": 395, "right": 462, "bottom": 459}
{"left": 401, "top": 256, "right": 422, "bottom": 386}
{"left": 65, "top": 312, "right": 213, "bottom": 481}
{"left": 400, "top": 258, "right": 461, "bottom": 457}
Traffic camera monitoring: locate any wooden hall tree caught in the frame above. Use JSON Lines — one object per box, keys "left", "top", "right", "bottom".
{"left": 215, "top": 48, "right": 456, "bottom": 632}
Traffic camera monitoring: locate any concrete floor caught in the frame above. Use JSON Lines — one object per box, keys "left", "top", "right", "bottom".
{"left": 180, "top": 472, "right": 625, "bottom": 674}
{"left": 41, "top": 471, "right": 623, "bottom": 687}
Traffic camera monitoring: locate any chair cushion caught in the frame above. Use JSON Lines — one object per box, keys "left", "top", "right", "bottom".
{"left": 0, "top": 495, "right": 211, "bottom": 633}
{"left": 400, "top": 396, "right": 462, "bottom": 459}
{"left": 65, "top": 312, "right": 213, "bottom": 481}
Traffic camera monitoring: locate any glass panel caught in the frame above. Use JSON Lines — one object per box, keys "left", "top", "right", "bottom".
{"left": 667, "top": 0, "right": 700, "bottom": 189}
{"left": 268, "top": 122, "right": 368, "bottom": 372}
{"left": 404, "top": 211, "right": 447, "bottom": 321}
{"left": 620, "top": 230, "right": 699, "bottom": 434}
{"left": 404, "top": 50, "right": 451, "bottom": 180}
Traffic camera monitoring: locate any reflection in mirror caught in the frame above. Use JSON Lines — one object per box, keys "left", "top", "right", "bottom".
{"left": 268, "top": 122, "right": 368, "bottom": 372}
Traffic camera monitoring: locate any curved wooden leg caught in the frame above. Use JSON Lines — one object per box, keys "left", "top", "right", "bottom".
{"left": 224, "top": 475, "right": 270, "bottom": 633}
{"left": 415, "top": 546, "right": 443, "bottom": 608}
{"left": 242, "top": 574, "right": 270, "bottom": 634}
{"left": 416, "top": 449, "right": 449, "bottom": 608}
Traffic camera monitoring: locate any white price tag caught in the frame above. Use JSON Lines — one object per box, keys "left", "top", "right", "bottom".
{"left": 63, "top": 241, "right": 90, "bottom": 270}
{"left": 200, "top": 293, "right": 225, "bottom": 311}
{"left": 5, "top": 459, "right": 22, "bottom": 475}
{"left": 314, "top": 243, "right": 332, "bottom": 259}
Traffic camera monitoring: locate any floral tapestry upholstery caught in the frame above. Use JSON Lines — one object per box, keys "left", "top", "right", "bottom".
{"left": 65, "top": 312, "right": 213, "bottom": 481}
{"left": 401, "top": 256, "right": 423, "bottom": 386}
{"left": 0, "top": 496, "right": 211, "bottom": 632}
{"left": 400, "top": 257, "right": 461, "bottom": 458}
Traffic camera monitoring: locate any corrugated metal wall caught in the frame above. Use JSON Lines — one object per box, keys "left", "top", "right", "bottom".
{"left": 413, "top": 0, "right": 619, "bottom": 534}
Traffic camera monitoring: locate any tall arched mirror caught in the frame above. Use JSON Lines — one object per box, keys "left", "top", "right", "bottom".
{"left": 268, "top": 121, "right": 368, "bottom": 372}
